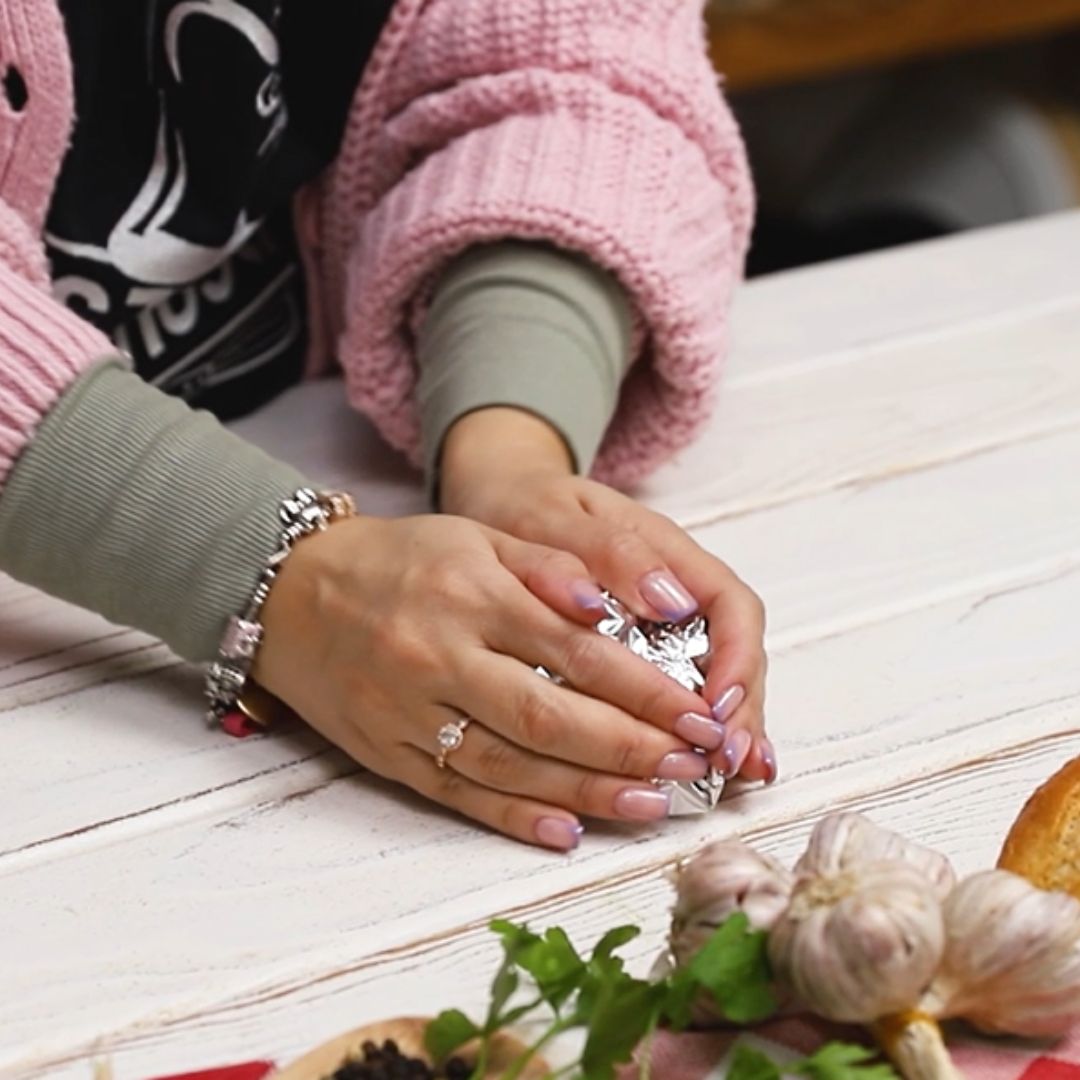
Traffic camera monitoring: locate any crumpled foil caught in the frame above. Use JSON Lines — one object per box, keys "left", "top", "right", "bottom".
{"left": 537, "top": 594, "right": 724, "bottom": 816}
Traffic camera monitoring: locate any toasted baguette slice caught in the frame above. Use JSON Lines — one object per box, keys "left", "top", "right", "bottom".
{"left": 271, "top": 1016, "right": 547, "bottom": 1080}
{"left": 998, "top": 754, "right": 1080, "bottom": 897}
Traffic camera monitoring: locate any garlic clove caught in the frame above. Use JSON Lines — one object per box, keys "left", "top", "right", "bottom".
{"left": 797, "top": 813, "right": 956, "bottom": 902}
{"left": 923, "top": 869, "right": 1080, "bottom": 1037}
{"left": 670, "top": 838, "right": 795, "bottom": 965}
{"left": 768, "top": 859, "right": 945, "bottom": 1024}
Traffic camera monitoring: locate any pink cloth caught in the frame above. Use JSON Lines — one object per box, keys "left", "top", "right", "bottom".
{"left": 0, "top": 0, "right": 752, "bottom": 492}
{"left": 621, "top": 1019, "right": 1080, "bottom": 1080}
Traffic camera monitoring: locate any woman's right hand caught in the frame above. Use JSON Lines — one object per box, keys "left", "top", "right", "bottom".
{"left": 253, "top": 513, "right": 723, "bottom": 850}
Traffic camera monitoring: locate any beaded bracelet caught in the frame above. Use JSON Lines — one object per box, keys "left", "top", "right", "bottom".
{"left": 205, "top": 487, "right": 355, "bottom": 736}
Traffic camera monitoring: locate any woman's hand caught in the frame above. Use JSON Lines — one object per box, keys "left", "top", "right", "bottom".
{"left": 253, "top": 512, "right": 722, "bottom": 850}
{"left": 440, "top": 409, "right": 773, "bottom": 785}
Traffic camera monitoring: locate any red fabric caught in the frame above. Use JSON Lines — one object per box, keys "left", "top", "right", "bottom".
{"left": 146, "top": 1063, "right": 275, "bottom": 1080}
{"left": 620, "top": 1019, "right": 1080, "bottom": 1080}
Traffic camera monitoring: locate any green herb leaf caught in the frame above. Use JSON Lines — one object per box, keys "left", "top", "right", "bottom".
{"left": 514, "top": 927, "right": 587, "bottom": 1011}
{"left": 687, "top": 913, "right": 777, "bottom": 1023}
{"left": 794, "top": 1042, "right": 899, "bottom": 1080}
{"left": 591, "top": 925, "right": 641, "bottom": 963}
{"left": 579, "top": 977, "right": 667, "bottom": 1080}
{"left": 660, "top": 964, "right": 699, "bottom": 1032}
{"left": 727, "top": 1045, "right": 783, "bottom": 1080}
{"left": 424, "top": 1009, "right": 480, "bottom": 1061}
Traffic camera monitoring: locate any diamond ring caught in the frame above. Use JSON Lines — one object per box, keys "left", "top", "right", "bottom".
{"left": 436, "top": 717, "right": 471, "bottom": 769}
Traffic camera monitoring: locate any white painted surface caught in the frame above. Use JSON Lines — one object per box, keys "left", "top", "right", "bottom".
{"left": 3, "top": 213, "right": 1080, "bottom": 1077}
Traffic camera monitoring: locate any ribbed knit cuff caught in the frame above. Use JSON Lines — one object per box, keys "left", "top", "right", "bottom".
{"left": 417, "top": 242, "right": 633, "bottom": 496}
{"left": 0, "top": 362, "right": 309, "bottom": 662}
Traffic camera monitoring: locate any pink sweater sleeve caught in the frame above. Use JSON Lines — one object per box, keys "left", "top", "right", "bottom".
{"left": 323, "top": 0, "right": 754, "bottom": 488}
{"left": 0, "top": 200, "right": 118, "bottom": 491}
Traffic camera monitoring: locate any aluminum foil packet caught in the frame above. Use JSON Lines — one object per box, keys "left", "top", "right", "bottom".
{"left": 537, "top": 593, "right": 724, "bottom": 816}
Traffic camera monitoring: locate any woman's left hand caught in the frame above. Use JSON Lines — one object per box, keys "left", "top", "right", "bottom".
{"left": 440, "top": 409, "right": 774, "bottom": 785}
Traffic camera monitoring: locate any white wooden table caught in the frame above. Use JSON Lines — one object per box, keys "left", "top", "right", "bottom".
{"left": 3, "top": 212, "right": 1080, "bottom": 1079}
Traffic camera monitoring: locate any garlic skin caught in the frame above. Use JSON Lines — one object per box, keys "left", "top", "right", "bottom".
{"left": 797, "top": 813, "right": 956, "bottom": 902}
{"left": 768, "top": 859, "right": 945, "bottom": 1023}
{"left": 923, "top": 869, "right": 1080, "bottom": 1037}
{"left": 670, "top": 838, "right": 795, "bottom": 966}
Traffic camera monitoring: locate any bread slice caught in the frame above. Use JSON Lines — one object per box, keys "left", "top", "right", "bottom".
{"left": 998, "top": 754, "right": 1080, "bottom": 897}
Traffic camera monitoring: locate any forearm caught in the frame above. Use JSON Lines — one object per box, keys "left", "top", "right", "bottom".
{"left": 418, "top": 242, "right": 634, "bottom": 508}
{"left": 0, "top": 362, "right": 308, "bottom": 662}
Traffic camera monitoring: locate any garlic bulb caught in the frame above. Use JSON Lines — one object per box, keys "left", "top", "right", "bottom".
{"left": 768, "top": 859, "right": 945, "bottom": 1023}
{"left": 797, "top": 813, "right": 956, "bottom": 902}
{"left": 922, "top": 869, "right": 1080, "bottom": 1036}
{"left": 670, "top": 838, "right": 795, "bottom": 965}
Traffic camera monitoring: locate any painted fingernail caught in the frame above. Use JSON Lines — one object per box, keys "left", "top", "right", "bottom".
{"left": 571, "top": 580, "right": 607, "bottom": 612}
{"left": 535, "top": 817, "right": 585, "bottom": 851}
{"left": 656, "top": 751, "right": 709, "bottom": 781}
{"left": 674, "top": 712, "right": 727, "bottom": 751}
{"left": 711, "top": 685, "right": 746, "bottom": 724}
{"left": 759, "top": 737, "right": 778, "bottom": 785}
{"left": 614, "top": 786, "right": 672, "bottom": 821}
{"left": 721, "top": 729, "right": 753, "bottom": 779}
{"left": 639, "top": 571, "right": 699, "bottom": 622}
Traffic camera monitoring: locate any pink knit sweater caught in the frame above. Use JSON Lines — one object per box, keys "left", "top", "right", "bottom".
{"left": 0, "top": 0, "right": 752, "bottom": 492}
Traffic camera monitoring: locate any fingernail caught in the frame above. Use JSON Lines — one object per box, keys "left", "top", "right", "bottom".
{"left": 639, "top": 570, "right": 698, "bottom": 622}
{"left": 711, "top": 685, "right": 746, "bottom": 724}
{"left": 656, "top": 751, "right": 709, "bottom": 781}
{"left": 721, "top": 729, "right": 753, "bottom": 779}
{"left": 571, "top": 580, "right": 607, "bottom": 612}
{"left": 535, "top": 817, "right": 585, "bottom": 851}
{"left": 759, "top": 737, "right": 778, "bottom": 785}
{"left": 674, "top": 712, "right": 727, "bottom": 751}
{"left": 614, "top": 786, "right": 672, "bottom": 821}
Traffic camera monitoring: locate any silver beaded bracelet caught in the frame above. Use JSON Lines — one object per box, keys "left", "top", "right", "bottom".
{"left": 204, "top": 487, "right": 355, "bottom": 728}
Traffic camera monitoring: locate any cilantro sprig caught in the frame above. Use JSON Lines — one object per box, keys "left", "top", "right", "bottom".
{"left": 424, "top": 915, "right": 896, "bottom": 1080}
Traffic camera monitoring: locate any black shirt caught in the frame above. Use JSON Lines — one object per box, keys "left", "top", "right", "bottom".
{"left": 47, "top": 1, "right": 394, "bottom": 419}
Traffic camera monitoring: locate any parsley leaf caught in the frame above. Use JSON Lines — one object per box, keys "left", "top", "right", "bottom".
{"left": 727, "top": 1045, "right": 783, "bottom": 1080}
{"left": 794, "top": 1042, "right": 898, "bottom": 1080}
{"left": 686, "top": 912, "right": 777, "bottom": 1023}
{"left": 424, "top": 1008, "right": 480, "bottom": 1061}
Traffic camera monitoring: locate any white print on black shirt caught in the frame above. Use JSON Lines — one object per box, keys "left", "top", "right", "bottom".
{"left": 46, "top": 0, "right": 307, "bottom": 417}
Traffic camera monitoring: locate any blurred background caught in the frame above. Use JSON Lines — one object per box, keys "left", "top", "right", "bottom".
{"left": 706, "top": 0, "right": 1080, "bottom": 275}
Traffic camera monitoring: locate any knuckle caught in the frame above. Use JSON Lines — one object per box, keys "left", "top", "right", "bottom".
{"left": 572, "top": 770, "right": 604, "bottom": 811}
{"left": 517, "top": 687, "right": 561, "bottom": 752}
{"left": 604, "top": 528, "right": 653, "bottom": 575}
{"left": 429, "top": 560, "right": 477, "bottom": 606}
{"left": 370, "top": 616, "right": 430, "bottom": 673}
{"left": 614, "top": 731, "right": 650, "bottom": 778}
{"left": 558, "top": 632, "right": 605, "bottom": 688}
{"left": 475, "top": 738, "right": 521, "bottom": 789}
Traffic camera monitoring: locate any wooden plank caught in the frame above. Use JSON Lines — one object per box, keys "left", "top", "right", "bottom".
{"left": 5, "top": 423, "right": 1080, "bottom": 856}
{"left": 5, "top": 215, "right": 1079, "bottom": 688}
{"left": 14, "top": 731, "right": 1080, "bottom": 1079}
{"left": 708, "top": 0, "right": 1080, "bottom": 90}
{"left": 4, "top": 554, "right": 1080, "bottom": 1073}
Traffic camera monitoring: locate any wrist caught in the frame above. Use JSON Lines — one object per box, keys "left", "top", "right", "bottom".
{"left": 439, "top": 407, "right": 574, "bottom": 515}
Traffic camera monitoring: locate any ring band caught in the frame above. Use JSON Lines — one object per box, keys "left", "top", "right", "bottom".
{"left": 436, "top": 718, "right": 471, "bottom": 768}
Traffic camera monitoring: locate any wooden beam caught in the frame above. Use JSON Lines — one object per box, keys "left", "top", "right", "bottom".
{"left": 708, "top": 0, "right": 1080, "bottom": 90}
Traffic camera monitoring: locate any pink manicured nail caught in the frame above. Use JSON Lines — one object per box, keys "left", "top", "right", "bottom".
{"left": 535, "top": 817, "right": 584, "bottom": 851}
{"left": 711, "top": 685, "right": 745, "bottom": 724}
{"left": 656, "top": 751, "right": 709, "bottom": 781}
{"left": 639, "top": 571, "right": 698, "bottom": 622}
{"left": 571, "top": 580, "right": 607, "bottom": 612}
{"left": 759, "top": 737, "right": 778, "bottom": 785}
{"left": 674, "top": 712, "right": 726, "bottom": 751}
{"left": 614, "top": 786, "right": 672, "bottom": 821}
{"left": 721, "top": 729, "right": 753, "bottom": 779}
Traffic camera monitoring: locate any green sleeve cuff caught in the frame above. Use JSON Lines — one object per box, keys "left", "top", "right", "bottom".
{"left": 0, "top": 362, "right": 309, "bottom": 662}
{"left": 417, "top": 242, "right": 634, "bottom": 491}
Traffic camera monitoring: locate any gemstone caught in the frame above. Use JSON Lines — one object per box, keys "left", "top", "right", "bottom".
{"left": 437, "top": 722, "right": 465, "bottom": 750}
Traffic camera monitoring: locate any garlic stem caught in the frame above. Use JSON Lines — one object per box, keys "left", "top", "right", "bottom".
{"left": 871, "top": 1013, "right": 964, "bottom": 1080}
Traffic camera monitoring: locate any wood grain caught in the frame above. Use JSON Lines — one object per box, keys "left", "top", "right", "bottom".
{"left": 708, "top": 0, "right": 1080, "bottom": 90}
{"left": 4, "top": 215, "right": 1080, "bottom": 1078}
